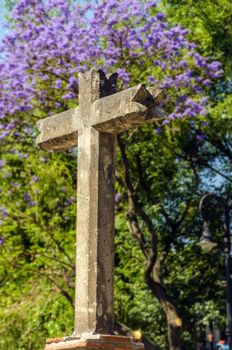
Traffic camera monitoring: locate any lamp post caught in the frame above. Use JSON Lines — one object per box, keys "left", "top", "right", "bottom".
{"left": 197, "top": 193, "right": 232, "bottom": 350}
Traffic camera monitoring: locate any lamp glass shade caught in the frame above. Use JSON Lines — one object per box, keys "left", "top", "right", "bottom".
{"left": 197, "top": 238, "right": 218, "bottom": 253}
{"left": 197, "top": 221, "right": 218, "bottom": 253}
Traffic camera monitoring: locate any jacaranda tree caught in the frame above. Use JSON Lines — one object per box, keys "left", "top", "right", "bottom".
{"left": 0, "top": 1, "right": 224, "bottom": 349}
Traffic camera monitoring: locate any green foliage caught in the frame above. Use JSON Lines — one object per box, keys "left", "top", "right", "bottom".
{"left": 162, "top": 0, "right": 232, "bottom": 74}
{"left": 114, "top": 112, "right": 231, "bottom": 348}
{"left": 0, "top": 283, "right": 74, "bottom": 349}
{"left": 0, "top": 136, "right": 76, "bottom": 348}
{"left": 0, "top": 0, "right": 231, "bottom": 349}
{"left": 115, "top": 214, "right": 167, "bottom": 349}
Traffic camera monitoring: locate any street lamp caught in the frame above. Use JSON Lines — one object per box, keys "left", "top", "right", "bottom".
{"left": 197, "top": 220, "right": 218, "bottom": 253}
{"left": 197, "top": 193, "right": 232, "bottom": 350}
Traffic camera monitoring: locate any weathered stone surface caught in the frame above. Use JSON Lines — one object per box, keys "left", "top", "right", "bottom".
{"left": 36, "top": 84, "right": 163, "bottom": 151}
{"left": 36, "top": 108, "right": 81, "bottom": 151}
{"left": 78, "top": 69, "right": 117, "bottom": 124}
{"left": 35, "top": 69, "right": 165, "bottom": 344}
{"left": 74, "top": 70, "right": 117, "bottom": 335}
{"left": 75, "top": 127, "right": 115, "bottom": 335}
{"left": 91, "top": 85, "right": 163, "bottom": 133}
{"left": 45, "top": 335, "right": 144, "bottom": 350}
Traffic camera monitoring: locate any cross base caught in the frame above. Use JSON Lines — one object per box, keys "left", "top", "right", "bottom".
{"left": 45, "top": 335, "right": 144, "bottom": 350}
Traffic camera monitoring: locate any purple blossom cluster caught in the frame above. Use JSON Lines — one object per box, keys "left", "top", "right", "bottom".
{"left": 0, "top": 207, "right": 8, "bottom": 219}
{"left": 0, "top": 159, "right": 6, "bottom": 168}
{"left": 23, "top": 192, "right": 36, "bottom": 206}
{"left": 115, "top": 192, "right": 122, "bottom": 204}
{"left": 0, "top": 0, "right": 223, "bottom": 140}
{"left": 66, "top": 196, "right": 75, "bottom": 206}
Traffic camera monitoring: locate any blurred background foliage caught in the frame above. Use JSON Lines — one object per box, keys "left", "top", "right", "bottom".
{"left": 0, "top": 0, "right": 231, "bottom": 349}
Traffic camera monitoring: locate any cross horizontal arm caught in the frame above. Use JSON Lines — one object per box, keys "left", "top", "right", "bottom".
{"left": 92, "top": 84, "right": 164, "bottom": 133}
{"left": 36, "top": 84, "right": 164, "bottom": 152}
{"left": 36, "top": 108, "right": 81, "bottom": 151}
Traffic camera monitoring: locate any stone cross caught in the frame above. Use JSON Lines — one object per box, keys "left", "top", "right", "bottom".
{"left": 36, "top": 69, "right": 163, "bottom": 337}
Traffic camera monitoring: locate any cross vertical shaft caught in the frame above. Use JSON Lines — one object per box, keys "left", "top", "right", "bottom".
{"left": 74, "top": 70, "right": 117, "bottom": 335}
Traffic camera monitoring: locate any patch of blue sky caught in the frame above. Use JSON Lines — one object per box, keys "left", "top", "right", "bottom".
{"left": 0, "top": 1, "right": 7, "bottom": 42}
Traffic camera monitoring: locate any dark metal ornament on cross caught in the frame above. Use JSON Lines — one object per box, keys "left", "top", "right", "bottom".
{"left": 36, "top": 69, "right": 163, "bottom": 340}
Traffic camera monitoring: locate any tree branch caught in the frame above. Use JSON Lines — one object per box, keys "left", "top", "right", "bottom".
{"left": 47, "top": 276, "right": 74, "bottom": 307}
{"left": 117, "top": 135, "right": 158, "bottom": 258}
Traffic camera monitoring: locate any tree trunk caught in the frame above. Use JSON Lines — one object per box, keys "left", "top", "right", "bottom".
{"left": 163, "top": 300, "right": 182, "bottom": 350}
{"left": 145, "top": 260, "right": 182, "bottom": 350}
{"left": 117, "top": 136, "right": 183, "bottom": 349}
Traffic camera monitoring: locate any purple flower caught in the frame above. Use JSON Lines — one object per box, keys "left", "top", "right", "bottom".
{"left": 0, "top": 159, "right": 6, "bottom": 168}
{"left": 0, "top": 208, "right": 8, "bottom": 219}
{"left": 0, "top": 236, "right": 5, "bottom": 245}
{"left": 62, "top": 92, "right": 76, "bottom": 100}
{"left": 41, "top": 157, "right": 48, "bottom": 163}
{"left": 68, "top": 76, "right": 78, "bottom": 86}
{"left": 115, "top": 192, "right": 121, "bottom": 204}
{"left": 0, "top": 131, "right": 9, "bottom": 140}
{"left": 208, "top": 61, "right": 222, "bottom": 71}
{"left": 32, "top": 175, "right": 39, "bottom": 183}
{"left": 0, "top": 0, "right": 223, "bottom": 128}
{"left": 147, "top": 76, "right": 158, "bottom": 84}
{"left": 196, "top": 133, "right": 205, "bottom": 141}
{"left": 23, "top": 193, "right": 31, "bottom": 201}
{"left": 18, "top": 152, "right": 28, "bottom": 159}
{"left": 117, "top": 68, "right": 130, "bottom": 85}
{"left": 54, "top": 79, "right": 63, "bottom": 89}
{"left": 24, "top": 127, "right": 33, "bottom": 134}
{"left": 156, "top": 13, "right": 166, "bottom": 21}
{"left": 156, "top": 127, "right": 163, "bottom": 134}
{"left": 162, "top": 119, "right": 170, "bottom": 126}
{"left": 202, "top": 79, "right": 211, "bottom": 87}
{"left": 6, "top": 123, "right": 15, "bottom": 131}
{"left": 66, "top": 196, "right": 75, "bottom": 205}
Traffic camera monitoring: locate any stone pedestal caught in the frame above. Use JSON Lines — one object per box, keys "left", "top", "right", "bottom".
{"left": 45, "top": 335, "right": 144, "bottom": 350}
